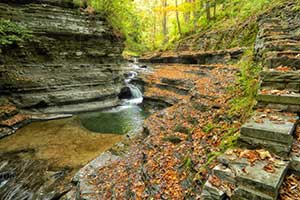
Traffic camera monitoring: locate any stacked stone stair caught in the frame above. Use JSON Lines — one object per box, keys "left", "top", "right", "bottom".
{"left": 202, "top": 5, "right": 300, "bottom": 200}
{"left": 202, "top": 150, "right": 290, "bottom": 200}
{"left": 238, "top": 111, "right": 297, "bottom": 157}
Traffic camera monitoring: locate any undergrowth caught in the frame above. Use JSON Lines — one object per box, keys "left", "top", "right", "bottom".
{"left": 193, "top": 49, "right": 262, "bottom": 185}
{"left": 0, "top": 19, "right": 32, "bottom": 48}
{"left": 229, "top": 48, "right": 262, "bottom": 121}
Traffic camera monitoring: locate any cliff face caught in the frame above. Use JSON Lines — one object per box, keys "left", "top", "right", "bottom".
{"left": 0, "top": 1, "right": 125, "bottom": 113}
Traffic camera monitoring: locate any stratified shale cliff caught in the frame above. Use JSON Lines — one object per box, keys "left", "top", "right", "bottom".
{"left": 0, "top": 0, "right": 125, "bottom": 113}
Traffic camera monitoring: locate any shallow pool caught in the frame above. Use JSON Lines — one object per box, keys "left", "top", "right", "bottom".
{"left": 79, "top": 104, "right": 149, "bottom": 135}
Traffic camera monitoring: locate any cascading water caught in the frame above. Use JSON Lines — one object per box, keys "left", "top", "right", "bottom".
{"left": 123, "top": 71, "right": 143, "bottom": 105}
{"left": 79, "top": 64, "right": 149, "bottom": 135}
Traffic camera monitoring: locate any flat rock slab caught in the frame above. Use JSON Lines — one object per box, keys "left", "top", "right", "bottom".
{"left": 201, "top": 180, "right": 226, "bottom": 200}
{"left": 241, "top": 112, "right": 297, "bottom": 145}
{"left": 213, "top": 164, "right": 236, "bottom": 184}
{"left": 235, "top": 159, "right": 288, "bottom": 198}
{"left": 232, "top": 186, "right": 274, "bottom": 200}
{"left": 72, "top": 151, "right": 121, "bottom": 200}
{"left": 238, "top": 135, "right": 292, "bottom": 156}
{"left": 256, "top": 101, "right": 300, "bottom": 113}
{"left": 218, "top": 151, "right": 289, "bottom": 199}
{"left": 260, "top": 70, "right": 300, "bottom": 92}
{"left": 265, "top": 56, "right": 300, "bottom": 69}
{"left": 257, "top": 92, "right": 300, "bottom": 105}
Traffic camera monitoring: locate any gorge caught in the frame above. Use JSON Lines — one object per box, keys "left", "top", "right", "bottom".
{"left": 1, "top": 0, "right": 300, "bottom": 200}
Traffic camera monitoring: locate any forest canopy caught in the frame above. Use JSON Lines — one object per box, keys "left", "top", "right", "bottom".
{"left": 76, "top": 0, "right": 282, "bottom": 56}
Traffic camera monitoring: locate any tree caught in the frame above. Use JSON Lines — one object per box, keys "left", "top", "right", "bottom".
{"left": 161, "top": 0, "right": 168, "bottom": 44}
{"left": 205, "top": 0, "right": 211, "bottom": 21}
{"left": 175, "top": 0, "right": 182, "bottom": 35}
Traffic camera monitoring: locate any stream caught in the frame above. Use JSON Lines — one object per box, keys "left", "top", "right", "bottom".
{"left": 0, "top": 63, "right": 151, "bottom": 199}
{"left": 79, "top": 67, "right": 149, "bottom": 135}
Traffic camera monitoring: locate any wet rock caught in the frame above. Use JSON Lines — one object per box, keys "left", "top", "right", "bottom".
{"left": 118, "top": 87, "right": 133, "bottom": 99}
{"left": 0, "top": 1, "right": 125, "bottom": 113}
{"left": 0, "top": 150, "right": 73, "bottom": 200}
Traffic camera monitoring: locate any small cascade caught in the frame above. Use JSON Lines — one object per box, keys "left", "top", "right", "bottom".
{"left": 126, "top": 84, "right": 143, "bottom": 104}
{"left": 122, "top": 70, "right": 143, "bottom": 105}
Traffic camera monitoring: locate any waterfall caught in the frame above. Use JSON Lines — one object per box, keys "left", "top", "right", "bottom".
{"left": 126, "top": 84, "right": 143, "bottom": 104}
{"left": 122, "top": 70, "right": 143, "bottom": 105}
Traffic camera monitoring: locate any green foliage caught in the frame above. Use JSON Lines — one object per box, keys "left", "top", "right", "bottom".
{"left": 0, "top": 19, "right": 32, "bottom": 47}
{"left": 162, "top": 135, "right": 182, "bottom": 144}
{"left": 174, "top": 124, "right": 190, "bottom": 134}
{"left": 229, "top": 48, "right": 262, "bottom": 121}
{"left": 206, "top": 151, "right": 222, "bottom": 165}
{"left": 202, "top": 123, "right": 218, "bottom": 134}
{"left": 219, "top": 128, "right": 239, "bottom": 151}
{"left": 71, "top": 0, "right": 286, "bottom": 54}
{"left": 179, "top": 156, "right": 193, "bottom": 170}
{"left": 187, "top": 115, "right": 198, "bottom": 126}
{"left": 83, "top": 0, "right": 145, "bottom": 55}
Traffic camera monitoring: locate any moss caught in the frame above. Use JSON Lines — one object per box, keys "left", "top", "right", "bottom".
{"left": 174, "top": 124, "right": 191, "bottom": 135}
{"left": 162, "top": 135, "right": 182, "bottom": 144}
{"left": 202, "top": 123, "right": 218, "bottom": 134}
{"left": 0, "top": 19, "right": 32, "bottom": 48}
{"left": 219, "top": 128, "right": 239, "bottom": 151}
{"left": 229, "top": 48, "right": 262, "bottom": 121}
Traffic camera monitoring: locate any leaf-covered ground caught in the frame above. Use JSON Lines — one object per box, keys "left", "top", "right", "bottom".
{"left": 82, "top": 63, "right": 244, "bottom": 199}
{"left": 280, "top": 126, "right": 300, "bottom": 200}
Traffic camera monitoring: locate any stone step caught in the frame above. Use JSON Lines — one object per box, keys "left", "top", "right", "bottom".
{"left": 217, "top": 151, "right": 289, "bottom": 199}
{"left": 232, "top": 186, "right": 274, "bottom": 200}
{"left": 235, "top": 160, "right": 288, "bottom": 199}
{"left": 212, "top": 164, "right": 236, "bottom": 184}
{"left": 265, "top": 55, "right": 300, "bottom": 69}
{"left": 261, "top": 27, "right": 300, "bottom": 36}
{"left": 257, "top": 91, "right": 300, "bottom": 112}
{"left": 260, "top": 70, "right": 300, "bottom": 92}
{"left": 238, "top": 135, "right": 292, "bottom": 157}
{"left": 259, "top": 35, "right": 300, "bottom": 44}
{"left": 263, "top": 41, "right": 300, "bottom": 54}
{"left": 201, "top": 180, "right": 226, "bottom": 200}
{"left": 240, "top": 112, "right": 296, "bottom": 145}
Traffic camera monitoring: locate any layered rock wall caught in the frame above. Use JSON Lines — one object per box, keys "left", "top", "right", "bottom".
{"left": 0, "top": 1, "right": 125, "bottom": 113}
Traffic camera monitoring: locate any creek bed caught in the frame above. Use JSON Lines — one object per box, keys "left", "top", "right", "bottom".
{"left": 0, "top": 103, "right": 150, "bottom": 198}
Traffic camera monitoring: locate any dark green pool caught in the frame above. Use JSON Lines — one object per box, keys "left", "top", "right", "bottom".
{"left": 79, "top": 105, "right": 149, "bottom": 134}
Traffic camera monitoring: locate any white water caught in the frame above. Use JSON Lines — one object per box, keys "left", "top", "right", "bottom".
{"left": 123, "top": 69, "right": 143, "bottom": 105}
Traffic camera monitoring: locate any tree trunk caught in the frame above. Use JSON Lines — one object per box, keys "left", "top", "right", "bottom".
{"left": 152, "top": 0, "right": 158, "bottom": 49}
{"left": 205, "top": 1, "right": 211, "bottom": 21}
{"left": 193, "top": 0, "right": 201, "bottom": 25}
{"left": 162, "top": 0, "right": 168, "bottom": 44}
{"left": 213, "top": 0, "right": 217, "bottom": 20}
{"left": 175, "top": 0, "right": 182, "bottom": 35}
{"left": 184, "top": 0, "right": 191, "bottom": 23}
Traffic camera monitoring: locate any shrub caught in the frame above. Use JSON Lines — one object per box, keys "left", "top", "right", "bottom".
{"left": 0, "top": 19, "right": 32, "bottom": 47}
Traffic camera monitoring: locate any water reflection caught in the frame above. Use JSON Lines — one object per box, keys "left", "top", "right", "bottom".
{"left": 79, "top": 105, "right": 149, "bottom": 134}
